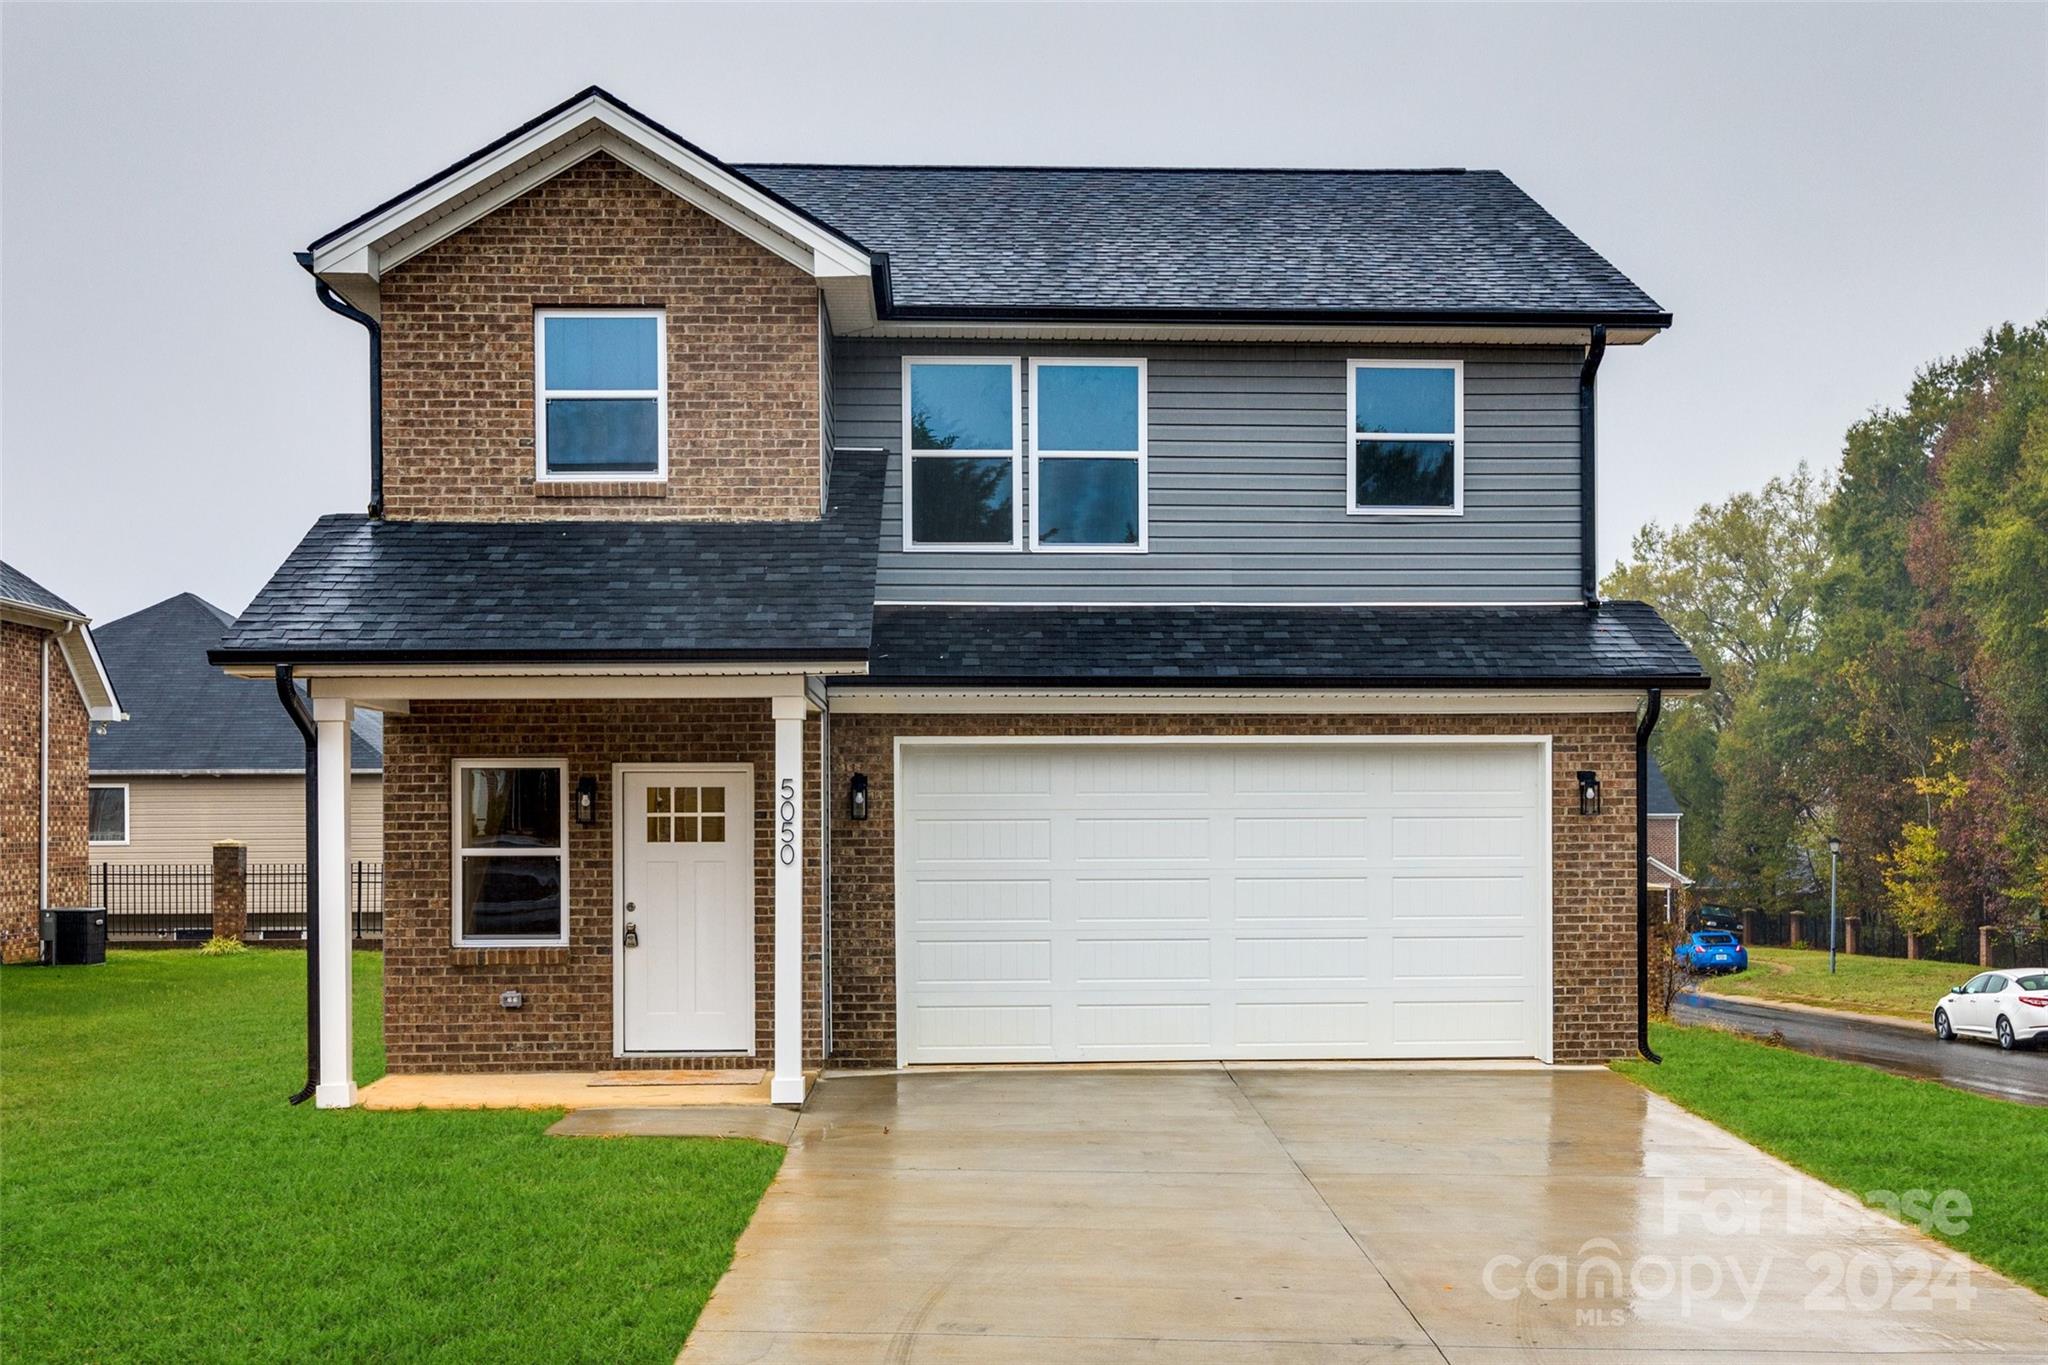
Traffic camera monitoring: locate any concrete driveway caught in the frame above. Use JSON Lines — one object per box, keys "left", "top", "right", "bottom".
{"left": 681, "top": 1066, "right": 2048, "bottom": 1363}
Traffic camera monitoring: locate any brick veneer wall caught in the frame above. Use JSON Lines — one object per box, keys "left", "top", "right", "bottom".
{"left": 827, "top": 711, "right": 1640, "bottom": 1067}
{"left": 380, "top": 153, "right": 823, "bottom": 523}
{"left": 380, "top": 699, "right": 822, "bottom": 1072}
{"left": 0, "top": 620, "right": 90, "bottom": 962}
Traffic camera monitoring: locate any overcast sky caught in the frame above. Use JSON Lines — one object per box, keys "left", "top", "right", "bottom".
{"left": 3, "top": 2, "right": 2043, "bottom": 623}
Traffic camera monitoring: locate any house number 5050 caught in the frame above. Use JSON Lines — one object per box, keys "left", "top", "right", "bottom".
{"left": 777, "top": 777, "right": 797, "bottom": 865}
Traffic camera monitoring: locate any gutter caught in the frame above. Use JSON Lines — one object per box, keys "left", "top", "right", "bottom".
{"left": 296, "top": 252, "right": 383, "bottom": 518}
{"left": 1636, "top": 686, "right": 1664, "bottom": 1064}
{"left": 1579, "top": 325, "right": 1607, "bottom": 607}
{"left": 274, "top": 665, "right": 321, "bottom": 1105}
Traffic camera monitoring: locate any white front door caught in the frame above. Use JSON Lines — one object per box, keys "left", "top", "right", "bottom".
{"left": 619, "top": 766, "right": 753, "bottom": 1053}
{"left": 896, "top": 740, "right": 1551, "bottom": 1065}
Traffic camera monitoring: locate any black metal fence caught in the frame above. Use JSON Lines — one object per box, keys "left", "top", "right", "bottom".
{"left": 93, "top": 862, "right": 384, "bottom": 944}
{"left": 96, "top": 863, "right": 212, "bottom": 943}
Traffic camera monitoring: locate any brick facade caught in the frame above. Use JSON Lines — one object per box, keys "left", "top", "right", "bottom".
{"left": 1647, "top": 813, "right": 1679, "bottom": 871}
{"left": 379, "top": 699, "right": 821, "bottom": 1072}
{"left": 827, "top": 711, "right": 1641, "bottom": 1067}
{"left": 380, "top": 154, "right": 823, "bottom": 523}
{"left": 1, "top": 619, "right": 91, "bottom": 962}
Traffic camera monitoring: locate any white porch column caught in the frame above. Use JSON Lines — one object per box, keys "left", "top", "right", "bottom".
{"left": 313, "top": 697, "right": 357, "bottom": 1109}
{"left": 770, "top": 694, "right": 807, "bottom": 1105}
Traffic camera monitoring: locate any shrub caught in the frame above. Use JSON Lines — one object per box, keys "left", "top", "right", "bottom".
{"left": 197, "top": 936, "right": 250, "bottom": 957}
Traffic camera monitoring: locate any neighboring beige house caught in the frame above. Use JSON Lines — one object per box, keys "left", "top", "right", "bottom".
{"left": 89, "top": 594, "right": 380, "bottom": 867}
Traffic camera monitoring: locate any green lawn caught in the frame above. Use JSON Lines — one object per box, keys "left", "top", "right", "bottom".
{"left": 1617, "top": 1023, "right": 2048, "bottom": 1294}
{"left": 1697, "top": 944, "right": 1980, "bottom": 1020}
{"left": 1, "top": 951, "right": 781, "bottom": 1363}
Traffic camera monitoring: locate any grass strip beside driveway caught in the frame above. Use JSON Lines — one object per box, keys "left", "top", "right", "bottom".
{"left": 1, "top": 951, "right": 781, "bottom": 1364}
{"left": 1698, "top": 945, "right": 1983, "bottom": 1021}
{"left": 1617, "top": 1022, "right": 2048, "bottom": 1295}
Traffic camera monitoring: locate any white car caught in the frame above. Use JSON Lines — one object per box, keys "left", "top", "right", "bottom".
{"left": 1934, "top": 969, "right": 2048, "bottom": 1050}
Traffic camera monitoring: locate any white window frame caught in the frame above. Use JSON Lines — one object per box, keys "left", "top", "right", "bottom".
{"left": 534, "top": 308, "right": 668, "bottom": 484}
{"left": 451, "top": 757, "right": 570, "bottom": 948}
{"left": 1346, "top": 358, "right": 1464, "bottom": 517}
{"left": 1027, "top": 356, "right": 1149, "bottom": 554}
{"left": 901, "top": 355, "right": 1023, "bottom": 552}
{"left": 88, "top": 783, "right": 129, "bottom": 847}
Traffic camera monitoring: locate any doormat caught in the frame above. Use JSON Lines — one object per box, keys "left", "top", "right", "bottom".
{"left": 591, "top": 1069, "right": 767, "bottom": 1087}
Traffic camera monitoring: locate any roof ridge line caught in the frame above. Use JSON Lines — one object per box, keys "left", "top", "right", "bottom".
{"left": 740, "top": 162, "right": 1474, "bottom": 176}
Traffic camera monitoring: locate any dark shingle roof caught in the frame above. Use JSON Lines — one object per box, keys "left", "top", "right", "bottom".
{"left": 739, "top": 163, "right": 1666, "bottom": 322}
{"left": 93, "top": 594, "right": 379, "bottom": 774}
{"left": 212, "top": 454, "right": 883, "bottom": 664}
{"left": 1646, "top": 754, "right": 1680, "bottom": 817}
{"left": 0, "top": 561, "right": 84, "bottom": 619}
{"left": 860, "top": 601, "right": 1706, "bottom": 688}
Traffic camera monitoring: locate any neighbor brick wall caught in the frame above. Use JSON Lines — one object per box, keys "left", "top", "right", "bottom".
{"left": 827, "top": 711, "right": 1640, "bottom": 1067}
{"left": 380, "top": 153, "right": 823, "bottom": 523}
{"left": 1, "top": 620, "right": 91, "bottom": 962}
{"left": 380, "top": 699, "right": 822, "bottom": 1072}
{"left": 1647, "top": 814, "right": 1678, "bottom": 871}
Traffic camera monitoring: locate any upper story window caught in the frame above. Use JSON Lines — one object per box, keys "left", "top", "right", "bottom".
{"left": 903, "top": 358, "right": 1020, "bottom": 550}
{"left": 536, "top": 310, "right": 666, "bottom": 482}
{"left": 1347, "top": 360, "right": 1463, "bottom": 516}
{"left": 1030, "top": 359, "right": 1147, "bottom": 552}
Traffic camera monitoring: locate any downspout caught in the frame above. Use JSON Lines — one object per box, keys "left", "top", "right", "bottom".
{"left": 1578, "top": 325, "right": 1607, "bottom": 607}
{"left": 39, "top": 637, "right": 50, "bottom": 909}
{"left": 296, "top": 253, "right": 383, "bottom": 519}
{"left": 276, "top": 665, "right": 320, "bottom": 1105}
{"left": 1636, "top": 686, "right": 1664, "bottom": 1063}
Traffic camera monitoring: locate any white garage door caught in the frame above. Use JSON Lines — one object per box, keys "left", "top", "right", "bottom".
{"left": 896, "top": 741, "right": 1551, "bottom": 1064}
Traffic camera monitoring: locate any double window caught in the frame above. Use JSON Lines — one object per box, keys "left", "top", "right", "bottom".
{"left": 452, "top": 760, "right": 567, "bottom": 947}
{"left": 88, "top": 784, "right": 128, "bottom": 846}
{"left": 535, "top": 310, "right": 666, "bottom": 481}
{"left": 1347, "top": 359, "right": 1463, "bottom": 515}
{"left": 903, "top": 356, "right": 1148, "bottom": 551}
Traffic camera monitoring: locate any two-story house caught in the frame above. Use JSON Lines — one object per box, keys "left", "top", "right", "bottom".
{"left": 215, "top": 88, "right": 1707, "bottom": 1109}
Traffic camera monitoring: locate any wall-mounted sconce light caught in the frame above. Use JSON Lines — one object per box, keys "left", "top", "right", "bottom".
{"left": 574, "top": 776, "right": 598, "bottom": 826}
{"left": 1576, "top": 770, "right": 1601, "bottom": 817}
{"left": 848, "top": 772, "right": 870, "bottom": 821}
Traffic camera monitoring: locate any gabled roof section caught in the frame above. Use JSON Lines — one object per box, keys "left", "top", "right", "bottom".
{"left": 742, "top": 164, "right": 1669, "bottom": 333}
{"left": 1646, "top": 754, "right": 1681, "bottom": 817}
{"left": 0, "top": 560, "right": 123, "bottom": 722}
{"left": 92, "top": 594, "right": 380, "bottom": 775}
{"left": 305, "top": 86, "right": 874, "bottom": 327}
{"left": 210, "top": 453, "right": 883, "bottom": 669}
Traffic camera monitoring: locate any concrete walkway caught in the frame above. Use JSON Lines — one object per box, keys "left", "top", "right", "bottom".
{"left": 680, "top": 1066, "right": 2048, "bottom": 1363}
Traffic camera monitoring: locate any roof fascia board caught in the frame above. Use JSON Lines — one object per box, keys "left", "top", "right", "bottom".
{"left": 4, "top": 606, "right": 124, "bottom": 720}
{"left": 309, "top": 96, "right": 870, "bottom": 287}
{"left": 298, "top": 672, "right": 836, "bottom": 704}
{"left": 843, "top": 674, "right": 1711, "bottom": 694}
{"left": 844, "top": 319, "right": 1660, "bottom": 346}
{"left": 827, "top": 688, "right": 1645, "bottom": 715}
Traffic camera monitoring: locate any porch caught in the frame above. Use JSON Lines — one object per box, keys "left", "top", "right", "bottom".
{"left": 273, "top": 669, "right": 836, "bottom": 1110}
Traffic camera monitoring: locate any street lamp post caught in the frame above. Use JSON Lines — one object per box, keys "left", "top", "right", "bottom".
{"left": 1828, "top": 835, "right": 1842, "bottom": 975}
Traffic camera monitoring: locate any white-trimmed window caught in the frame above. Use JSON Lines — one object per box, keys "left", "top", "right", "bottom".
{"left": 452, "top": 760, "right": 568, "bottom": 947}
{"left": 902, "top": 356, "right": 1021, "bottom": 550}
{"left": 1029, "top": 358, "right": 1147, "bottom": 552}
{"left": 1347, "top": 359, "right": 1463, "bottom": 515}
{"left": 88, "top": 784, "right": 128, "bottom": 846}
{"left": 535, "top": 309, "right": 666, "bottom": 481}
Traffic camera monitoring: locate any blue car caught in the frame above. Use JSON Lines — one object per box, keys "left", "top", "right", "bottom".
{"left": 1676, "top": 930, "right": 1748, "bottom": 974}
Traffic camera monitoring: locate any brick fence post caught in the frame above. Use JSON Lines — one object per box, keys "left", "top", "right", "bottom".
{"left": 212, "top": 841, "right": 248, "bottom": 942}
{"left": 1843, "top": 915, "right": 1859, "bottom": 956}
{"left": 1980, "top": 924, "right": 1995, "bottom": 967}
{"left": 1789, "top": 910, "right": 1805, "bottom": 947}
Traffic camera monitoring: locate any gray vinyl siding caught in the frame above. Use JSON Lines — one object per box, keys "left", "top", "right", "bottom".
{"left": 834, "top": 339, "right": 1584, "bottom": 605}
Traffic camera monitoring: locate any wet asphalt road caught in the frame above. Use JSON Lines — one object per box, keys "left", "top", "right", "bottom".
{"left": 1672, "top": 991, "right": 2048, "bottom": 1106}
